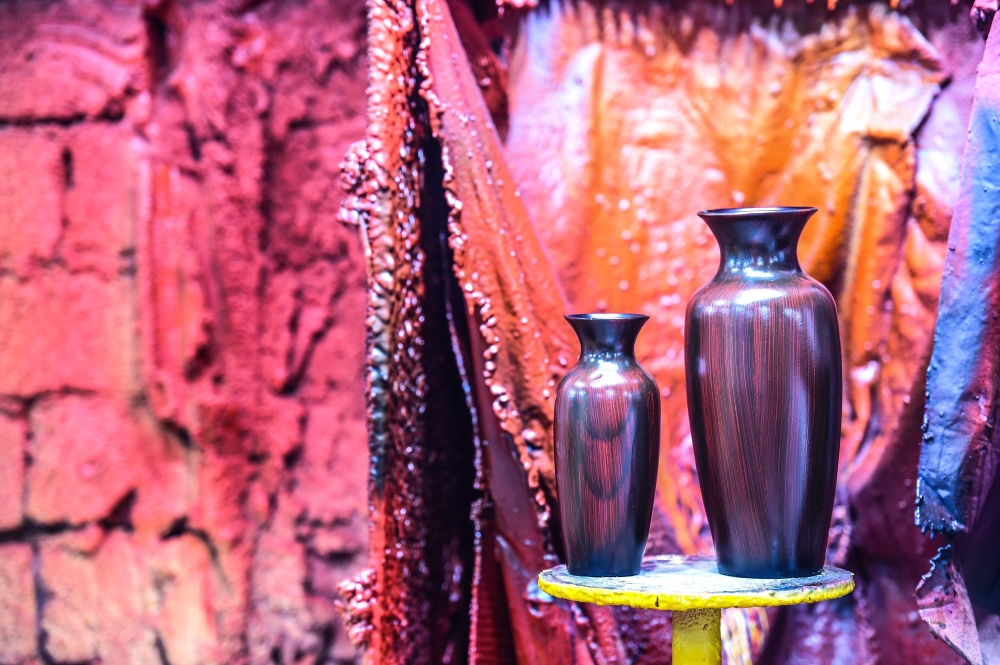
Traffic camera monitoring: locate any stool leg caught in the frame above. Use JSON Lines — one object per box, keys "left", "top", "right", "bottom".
{"left": 672, "top": 608, "right": 722, "bottom": 665}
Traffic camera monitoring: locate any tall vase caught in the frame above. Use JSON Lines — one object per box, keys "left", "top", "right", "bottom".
{"left": 685, "top": 207, "right": 841, "bottom": 579}
{"left": 555, "top": 314, "right": 660, "bottom": 576}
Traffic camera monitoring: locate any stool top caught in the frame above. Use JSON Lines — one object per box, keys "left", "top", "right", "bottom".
{"left": 538, "top": 555, "right": 854, "bottom": 611}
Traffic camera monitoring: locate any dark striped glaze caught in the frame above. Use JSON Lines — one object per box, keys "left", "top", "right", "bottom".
{"left": 555, "top": 314, "right": 661, "bottom": 576}
{"left": 685, "top": 207, "right": 841, "bottom": 579}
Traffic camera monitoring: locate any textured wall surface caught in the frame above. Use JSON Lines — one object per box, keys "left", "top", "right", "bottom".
{"left": 0, "top": 1, "right": 369, "bottom": 663}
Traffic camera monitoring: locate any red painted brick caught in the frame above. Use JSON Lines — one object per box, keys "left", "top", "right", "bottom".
{"left": 27, "top": 396, "right": 143, "bottom": 525}
{"left": 147, "top": 534, "right": 221, "bottom": 665}
{"left": 88, "top": 532, "right": 157, "bottom": 665}
{"left": 0, "top": 414, "right": 25, "bottom": 531}
{"left": 0, "top": 543, "right": 36, "bottom": 663}
{"left": 63, "top": 125, "right": 140, "bottom": 276}
{"left": 129, "top": 415, "right": 190, "bottom": 538}
{"left": 41, "top": 529, "right": 239, "bottom": 664}
{"left": 0, "top": 2, "right": 145, "bottom": 121}
{"left": 0, "top": 271, "right": 135, "bottom": 396}
{"left": 39, "top": 529, "right": 231, "bottom": 665}
{"left": 39, "top": 531, "right": 101, "bottom": 663}
{"left": 39, "top": 530, "right": 162, "bottom": 664}
{"left": 0, "top": 128, "right": 63, "bottom": 275}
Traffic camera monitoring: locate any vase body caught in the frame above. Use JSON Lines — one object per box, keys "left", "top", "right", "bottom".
{"left": 685, "top": 207, "right": 841, "bottom": 579}
{"left": 555, "top": 314, "right": 661, "bottom": 576}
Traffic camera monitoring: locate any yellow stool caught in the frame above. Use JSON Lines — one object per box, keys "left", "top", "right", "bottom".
{"left": 539, "top": 555, "right": 854, "bottom": 665}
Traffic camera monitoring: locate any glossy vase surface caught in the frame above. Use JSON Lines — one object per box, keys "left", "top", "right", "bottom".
{"left": 685, "top": 207, "right": 841, "bottom": 579}
{"left": 555, "top": 314, "right": 660, "bottom": 577}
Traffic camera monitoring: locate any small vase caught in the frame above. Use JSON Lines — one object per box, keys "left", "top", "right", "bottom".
{"left": 685, "top": 207, "right": 841, "bottom": 579}
{"left": 555, "top": 313, "right": 661, "bottom": 577}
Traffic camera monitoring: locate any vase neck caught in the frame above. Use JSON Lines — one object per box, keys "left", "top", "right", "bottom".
{"left": 565, "top": 314, "right": 648, "bottom": 359}
{"left": 698, "top": 207, "right": 817, "bottom": 276}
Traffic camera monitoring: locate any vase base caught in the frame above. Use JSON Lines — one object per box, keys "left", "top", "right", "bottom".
{"left": 567, "top": 564, "right": 641, "bottom": 578}
{"left": 716, "top": 562, "right": 824, "bottom": 580}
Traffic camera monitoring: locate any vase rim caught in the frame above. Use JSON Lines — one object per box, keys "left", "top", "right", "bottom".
{"left": 698, "top": 206, "right": 818, "bottom": 218}
{"left": 565, "top": 312, "right": 648, "bottom": 321}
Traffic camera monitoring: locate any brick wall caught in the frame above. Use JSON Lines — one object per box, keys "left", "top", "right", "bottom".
{"left": 0, "top": 1, "right": 369, "bottom": 663}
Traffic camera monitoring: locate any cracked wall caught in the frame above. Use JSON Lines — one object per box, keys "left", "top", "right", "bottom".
{"left": 0, "top": 1, "right": 369, "bottom": 663}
